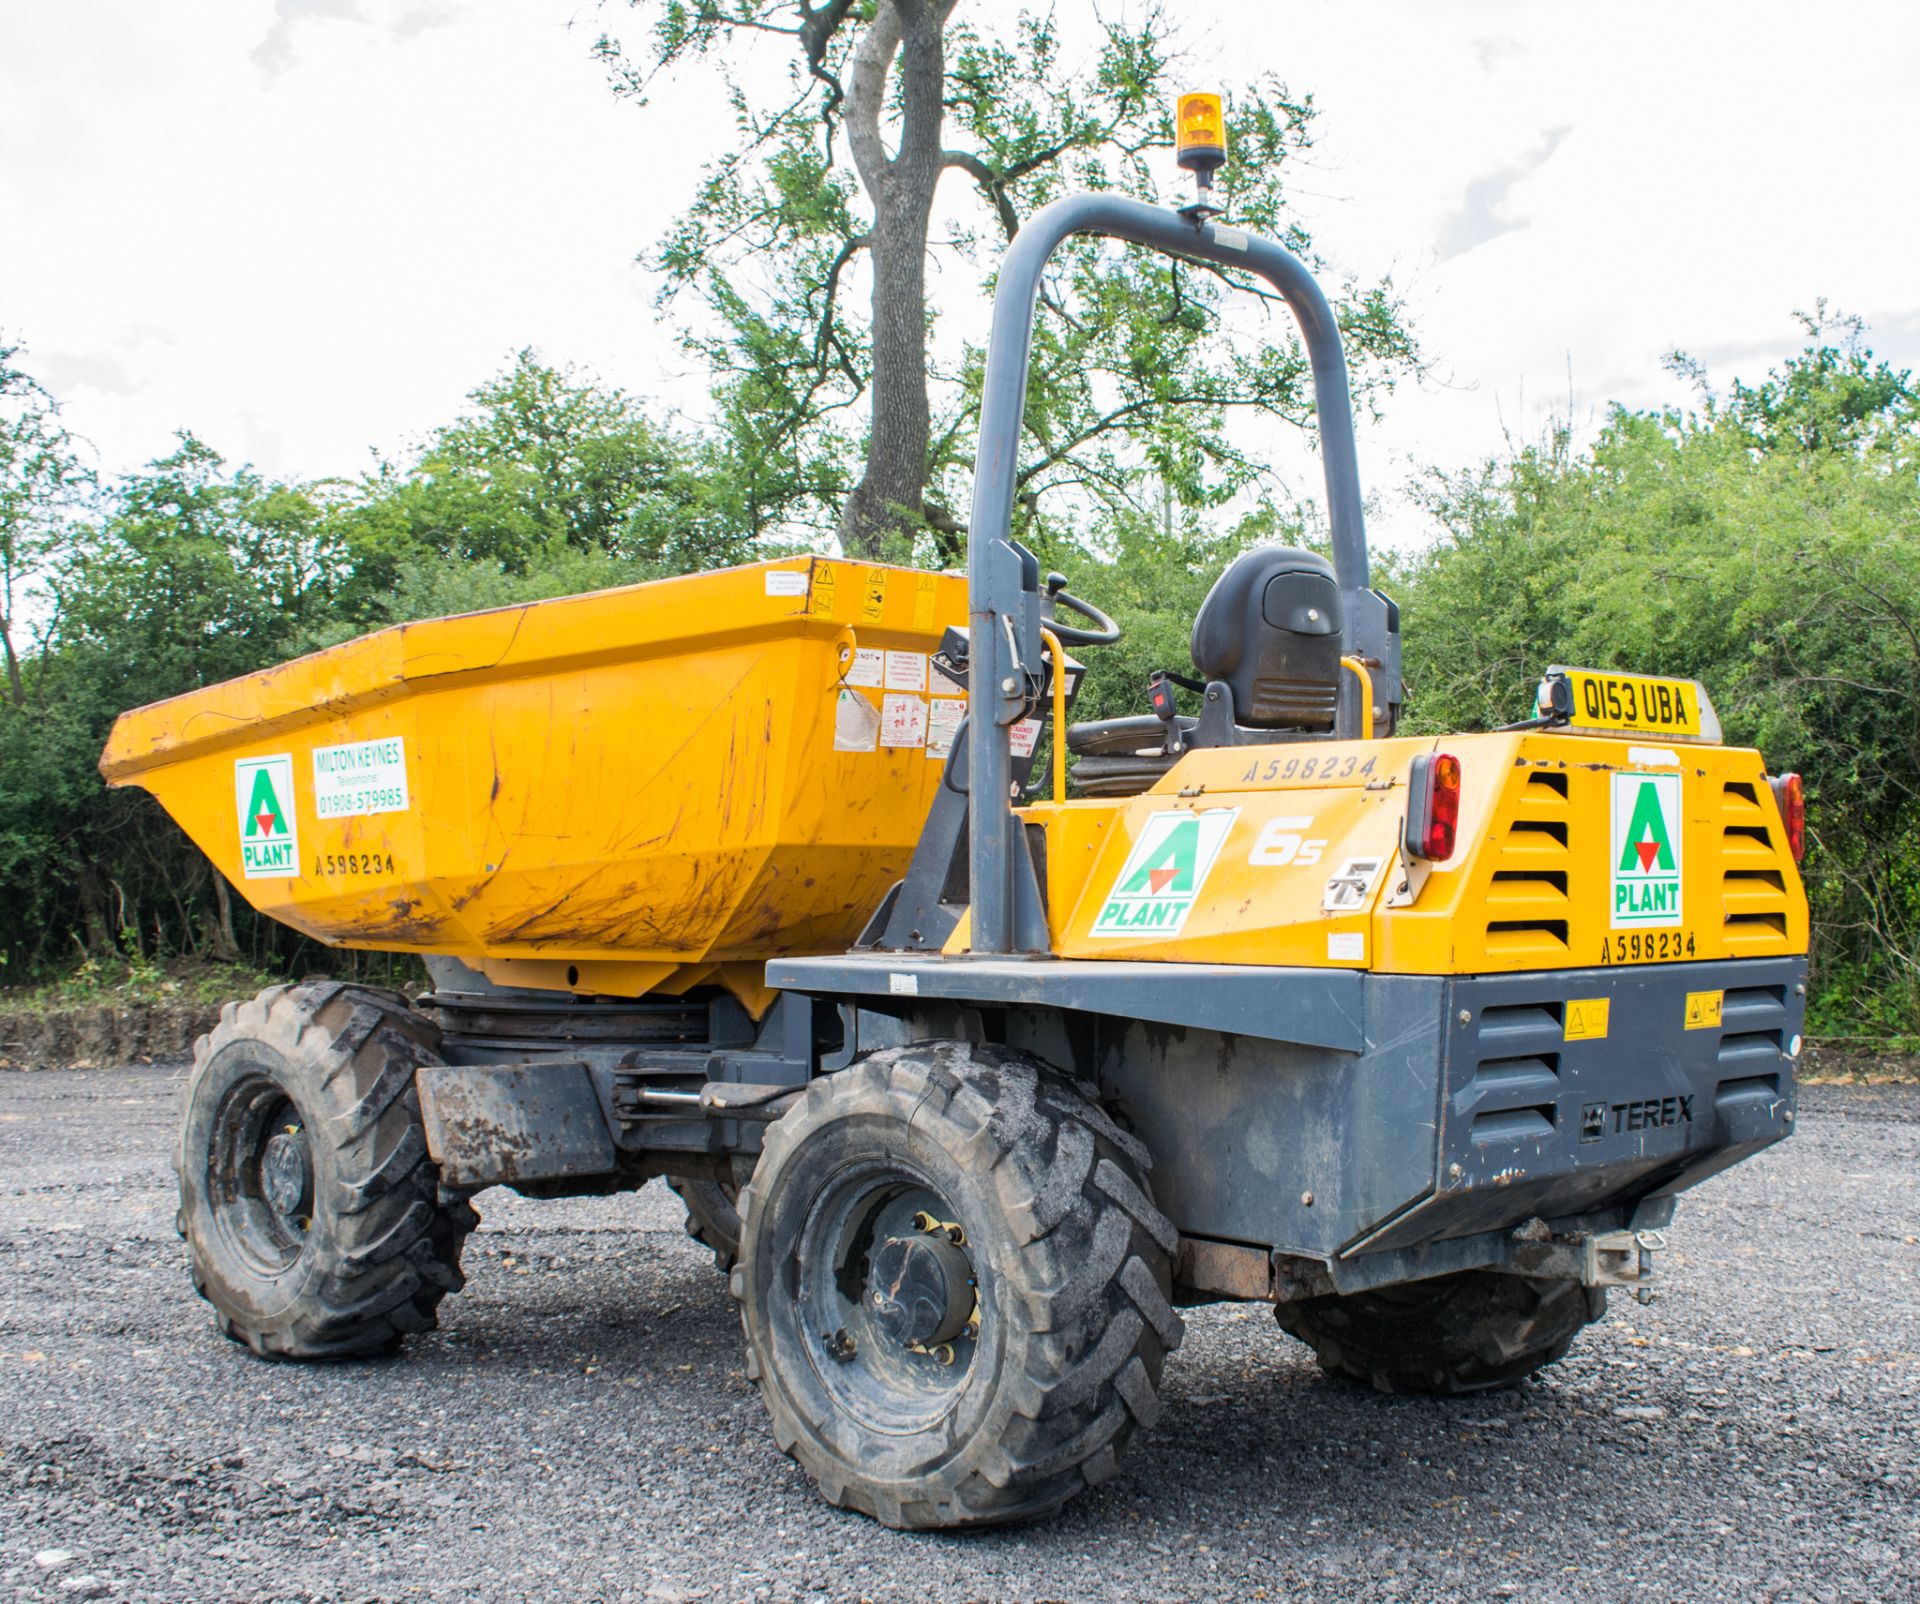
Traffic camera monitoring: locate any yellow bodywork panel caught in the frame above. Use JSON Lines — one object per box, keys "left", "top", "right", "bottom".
{"left": 100, "top": 557, "right": 968, "bottom": 1012}
{"left": 1023, "top": 731, "right": 1807, "bottom": 974}
{"left": 104, "top": 550, "right": 1806, "bottom": 1008}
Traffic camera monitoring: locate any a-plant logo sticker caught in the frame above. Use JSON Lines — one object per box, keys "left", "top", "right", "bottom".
{"left": 1610, "top": 771, "right": 1681, "bottom": 928}
{"left": 235, "top": 754, "right": 300, "bottom": 879}
{"left": 1091, "top": 808, "right": 1238, "bottom": 938}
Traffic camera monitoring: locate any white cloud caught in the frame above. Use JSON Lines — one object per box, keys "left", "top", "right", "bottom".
{"left": 0, "top": 0, "right": 1914, "bottom": 556}
{"left": 254, "top": 0, "right": 365, "bottom": 75}
{"left": 252, "top": 0, "right": 463, "bottom": 76}
{"left": 1434, "top": 126, "right": 1570, "bottom": 261}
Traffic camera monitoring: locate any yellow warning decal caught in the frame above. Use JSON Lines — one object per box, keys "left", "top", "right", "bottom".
{"left": 1684, "top": 989, "right": 1725, "bottom": 1030}
{"left": 912, "top": 572, "right": 940, "bottom": 631}
{"left": 1565, "top": 998, "right": 1611, "bottom": 1041}
{"left": 860, "top": 567, "right": 889, "bottom": 623}
{"left": 809, "top": 559, "right": 839, "bottom": 616}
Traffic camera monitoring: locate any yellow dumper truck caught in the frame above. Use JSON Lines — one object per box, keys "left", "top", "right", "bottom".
{"left": 101, "top": 182, "right": 1808, "bottom": 1531}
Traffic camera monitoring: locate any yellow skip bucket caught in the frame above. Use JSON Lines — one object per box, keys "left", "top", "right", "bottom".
{"left": 100, "top": 557, "right": 968, "bottom": 1012}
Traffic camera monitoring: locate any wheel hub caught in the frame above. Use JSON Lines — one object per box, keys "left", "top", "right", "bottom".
{"left": 260, "top": 1128, "right": 312, "bottom": 1222}
{"left": 868, "top": 1230, "right": 974, "bottom": 1350}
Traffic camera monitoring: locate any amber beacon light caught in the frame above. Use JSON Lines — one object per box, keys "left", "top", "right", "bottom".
{"left": 1175, "top": 91, "right": 1226, "bottom": 189}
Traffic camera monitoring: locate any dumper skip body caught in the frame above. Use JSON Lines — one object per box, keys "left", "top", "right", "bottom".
{"left": 102, "top": 557, "right": 967, "bottom": 1011}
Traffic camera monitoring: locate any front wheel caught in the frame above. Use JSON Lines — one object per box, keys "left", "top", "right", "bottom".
{"left": 1275, "top": 1270, "right": 1606, "bottom": 1395}
{"left": 733, "top": 1042, "right": 1182, "bottom": 1529}
{"left": 177, "top": 981, "right": 476, "bottom": 1360}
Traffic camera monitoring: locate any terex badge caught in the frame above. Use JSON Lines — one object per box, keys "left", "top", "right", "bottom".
{"left": 1610, "top": 771, "right": 1681, "bottom": 929}
{"left": 235, "top": 754, "right": 300, "bottom": 879}
{"left": 1091, "top": 808, "right": 1238, "bottom": 938}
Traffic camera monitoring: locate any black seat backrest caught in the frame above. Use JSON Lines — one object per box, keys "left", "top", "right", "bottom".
{"left": 1189, "top": 546, "right": 1344, "bottom": 730}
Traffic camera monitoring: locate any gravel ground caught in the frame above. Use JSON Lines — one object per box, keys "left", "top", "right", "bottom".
{"left": 1, "top": 1067, "right": 1915, "bottom": 1604}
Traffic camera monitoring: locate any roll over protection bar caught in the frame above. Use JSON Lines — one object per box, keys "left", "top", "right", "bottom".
{"left": 964, "top": 192, "right": 1395, "bottom": 955}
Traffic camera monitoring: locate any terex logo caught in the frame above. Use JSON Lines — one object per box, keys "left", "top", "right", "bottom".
{"left": 1581, "top": 1095, "right": 1695, "bottom": 1143}
{"left": 1611, "top": 1095, "right": 1693, "bottom": 1135}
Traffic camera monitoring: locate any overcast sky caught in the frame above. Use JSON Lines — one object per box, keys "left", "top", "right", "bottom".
{"left": 3, "top": 1, "right": 1916, "bottom": 551}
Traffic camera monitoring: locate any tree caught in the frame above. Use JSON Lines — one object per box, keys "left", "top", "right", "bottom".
{"left": 330, "top": 351, "right": 758, "bottom": 621}
{"left": 596, "top": 3, "right": 1417, "bottom": 561}
{"left": 59, "top": 434, "right": 338, "bottom": 692}
{"left": 0, "top": 351, "right": 769, "bottom": 974}
{"left": 0, "top": 339, "right": 90, "bottom": 708}
{"left": 1396, "top": 324, "right": 1920, "bottom": 1034}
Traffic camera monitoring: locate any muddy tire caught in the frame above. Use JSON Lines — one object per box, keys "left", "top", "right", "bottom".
{"left": 733, "top": 1041, "right": 1182, "bottom": 1530}
{"left": 1275, "top": 1270, "right": 1606, "bottom": 1395}
{"left": 177, "top": 980, "right": 477, "bottom": 1360}
{"left": 668, "top": 1177, "right": 741, "bottom": 1272}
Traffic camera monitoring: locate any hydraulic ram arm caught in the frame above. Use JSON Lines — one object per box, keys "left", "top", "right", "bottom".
{"left": 965, "top": 193, "right": 1390, "bottom": 955}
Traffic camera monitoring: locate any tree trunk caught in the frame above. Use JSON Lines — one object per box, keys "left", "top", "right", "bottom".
{"left": 836, "top": 0, "right": 953, "bottom": 560}
{"left": 0, "top": 616, "right": 24, "bottom": 709}
{"left": 210, "top": 868, "right": 241, "bottom": 964}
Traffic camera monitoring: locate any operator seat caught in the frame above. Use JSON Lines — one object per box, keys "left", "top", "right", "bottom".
{"left": 1066, "top": 546, "right": 1346, "bottom": 797}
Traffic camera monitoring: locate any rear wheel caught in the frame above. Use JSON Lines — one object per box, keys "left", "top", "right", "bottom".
{"left": 668, "top": 1176, "right": 742, "bottom": 1272}
{"left": 733, "top": 1042, "right": 1182, "bottom": 1530}
{"left": 178, "top": 980, "right": 476, "bottom": 1360}
{"left": 1275, "top": 1270, "right": 1606, "bottom": 1395}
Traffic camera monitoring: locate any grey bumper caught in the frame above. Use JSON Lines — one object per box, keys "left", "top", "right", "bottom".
{"left": 1348, "top": 956, "right": 1803, "bottom": 1257}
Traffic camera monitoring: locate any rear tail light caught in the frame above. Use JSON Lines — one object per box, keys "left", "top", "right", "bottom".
{"left": 1769, "top": 773, "right": 1805, "bottom": 862}
{"left": 1404, "top": 752, "right": 1462, "bottom": 862}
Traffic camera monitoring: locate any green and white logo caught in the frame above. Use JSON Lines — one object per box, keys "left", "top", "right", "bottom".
{"left": 1610, "top": 770, "right": 1682, "bottom": 928}
{"left": 1091, "top": 807, "right": 1238, "bottom": 938}
{"left": 235, "top": 754, "right": 300, "bottom": 880}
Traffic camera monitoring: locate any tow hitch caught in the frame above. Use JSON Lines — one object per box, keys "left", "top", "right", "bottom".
{"left": 1503, "top": 1221, "right": 1666, "bottom": 1304}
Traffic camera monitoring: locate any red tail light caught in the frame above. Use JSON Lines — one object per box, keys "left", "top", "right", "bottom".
{"left": 1404, "top": 751, "right": 1462, "bottom": 862}
{"left": 1770, "top": 773, "right": 1805, "bottom": 862}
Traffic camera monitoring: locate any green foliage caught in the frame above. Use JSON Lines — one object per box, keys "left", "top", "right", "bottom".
{"left": 329, "top": 350, "right": 757, "bottom": 618}
{"left": 1396, "top": 320, "right": 1920, "bottom": 1032}
{"left": 0, "top": 954, "right": 284, "bottom": 1015}
{"left": 0, "top": 336, "right": 92, "bottom": 707}
{"left": 596, "top": 3, "right": 1418, "bottom": 559}
{"left": 0, "top": 349, "right": 749, "bottom": 977}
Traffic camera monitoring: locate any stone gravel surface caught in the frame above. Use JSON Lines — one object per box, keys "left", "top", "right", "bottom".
{"left": 2, "top": 1066, "right": 1915, "bottom": 1603}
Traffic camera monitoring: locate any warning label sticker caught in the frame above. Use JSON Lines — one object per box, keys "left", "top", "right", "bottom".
{"left": 312, "top": 737, "right": 409, "bottom": 820}
{"left": 235, "top": 754, "right": 300, "bottom": 879}
{"left": 833, "top": 690, "right": 879, "bottom": 753}
{"left": 1091, "top": 808, "right": 1239, "bottom": 938}
{"left": 808, "top": 560, "right": 839, "bottom": 615}
{"left": 845, "top": 648, "right": 884, "bottom": 688}
{"left": 1565, "top": 997, "right": 1612, "bottom": 1041}
{"left": 880, "top": 692, "right": 928, "bottom": 748}
{"left": 883, "top": 650, "right": 928, "bottom": 692}
{"left": 912, "top": 572, "right": 940, "bottom": 631}
{"left": 927, "top": 697, "right": 964, "bottom": 759}
{"left": 1684, "top": 989, "right": 1724, "bottom": 1030}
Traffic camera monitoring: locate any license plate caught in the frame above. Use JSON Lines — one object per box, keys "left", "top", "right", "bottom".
{"left": 1549, "top": 667, "right": 1716, "bottom": 741}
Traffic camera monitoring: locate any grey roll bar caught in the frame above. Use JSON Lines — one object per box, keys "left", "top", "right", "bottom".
{"left": 964, "top": 192, "right": 1395, "bottom": 956}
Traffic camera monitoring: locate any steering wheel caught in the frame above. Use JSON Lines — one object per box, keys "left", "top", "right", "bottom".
{"left": 1045, "top": 574, "right": 1122, "bottom": 647}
